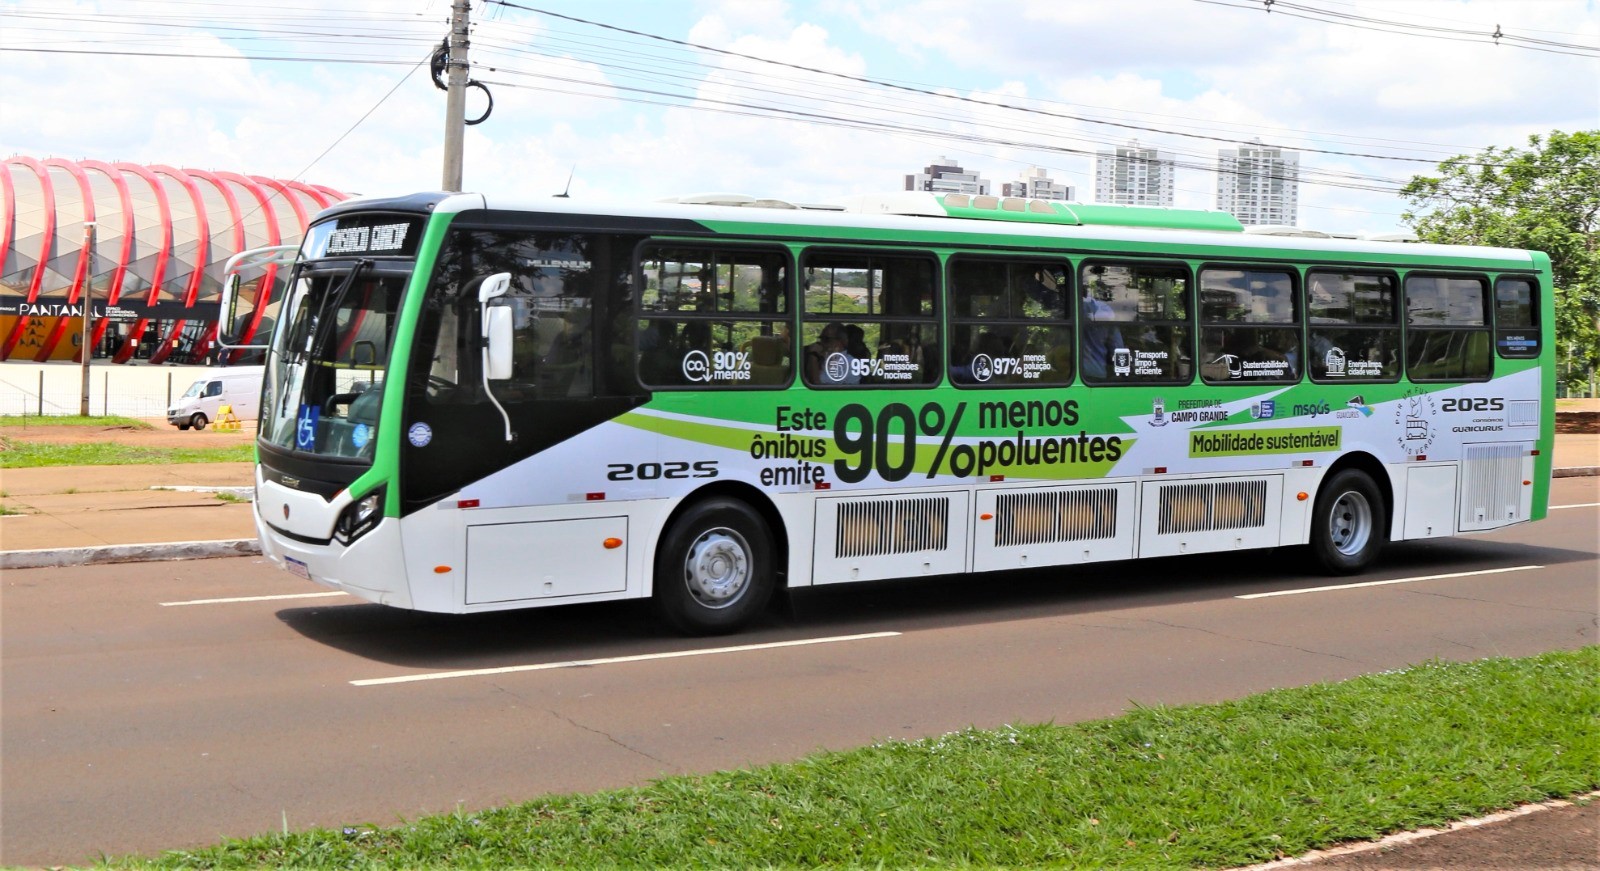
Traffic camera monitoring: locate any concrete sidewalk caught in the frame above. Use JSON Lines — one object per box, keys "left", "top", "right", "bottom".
{"left": 0, "top": 462, "right": 256, "bottom": 565}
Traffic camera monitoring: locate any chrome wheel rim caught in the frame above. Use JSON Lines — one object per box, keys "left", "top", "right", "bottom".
{"left": 1328, "top": 490, "right": 1373, "bottom": 556}
{"left": 683, "top": 527, "right": 751, "bottom": 609}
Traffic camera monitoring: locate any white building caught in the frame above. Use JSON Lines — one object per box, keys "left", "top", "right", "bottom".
{"left": 905, "top": 157, "right": 991, "bottom": 195}
{"left": 1216, "top": 139, "right": 1300, "bottom": 226}
{"left": 1001, "top": 166, "right": 1074, "bottom": 201}
{"left": 1093, "top": 140, "right": 1174, "bottom": 207}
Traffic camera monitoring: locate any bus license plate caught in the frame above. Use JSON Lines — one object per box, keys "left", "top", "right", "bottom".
{"left": 285, "top": 556, "right": 312, "bottom": 580}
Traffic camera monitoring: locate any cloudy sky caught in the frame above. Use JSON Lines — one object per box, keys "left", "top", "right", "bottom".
{"left": 2, "top": 0, "right": 1596, "bottom": 235}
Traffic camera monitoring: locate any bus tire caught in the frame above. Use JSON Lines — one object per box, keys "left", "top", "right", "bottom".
{"left": 190, "top": 413, "right": 208, "bottom": 431}
{"left": 652, "top": 497, "right": 774, "bottom": 636}
{"left": 1310, "top": 469, "right": 1385, "bottom": 575}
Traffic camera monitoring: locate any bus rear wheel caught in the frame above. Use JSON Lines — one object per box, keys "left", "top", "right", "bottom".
{"left": 653, "top": 498, "right": 774, "bottom": 635}
{"left": 1310, "top": 469, "right": 1385, "bottom": 575}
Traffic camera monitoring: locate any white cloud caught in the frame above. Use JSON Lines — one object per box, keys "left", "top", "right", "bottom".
{"left": 3, "top": 0, "right": 1594, "bottom": 233}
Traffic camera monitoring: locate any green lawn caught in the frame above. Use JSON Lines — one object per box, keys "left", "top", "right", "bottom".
{"left": 0, "top": 441, "right": 254, "bottom": 467}
{"left": 101, "top": 647, "right": 1597, "bottom": 869}
{"left": 0, "top": 414, "right": 152, "bottom": 428}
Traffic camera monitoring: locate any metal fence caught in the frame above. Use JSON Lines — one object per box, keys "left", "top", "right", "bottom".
{"left": 0, "top": 363, "right": 208, "bottom": 419}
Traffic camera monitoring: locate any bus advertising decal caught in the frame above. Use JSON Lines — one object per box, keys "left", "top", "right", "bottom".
{"left": 1342, "top": 396, "right": 1375, "bottom": 419}
{"left": 970, "top": 353, "right": 1055, "bottom": 382}
{"left": 1153, "top": 397, "right": 1230, "bottom": 427}
{"left": 1439, "top": 396, "right": 1508, "bottom": 433}
{"left": 1211, "top": 354, "right": 1291, "bottom": 380}
{"left": 1394, "top": 388, "right": 1438, "bottom": 457}
{"left": 622, "top": 400, "right": 1127, "bottom": 489}
{"left": 683, "top": 350, "right": 752, "bottom": 383}
{"left": 1322, "top": 347, "right": 1384, "bottom": 378}
{"left": 1188, "top": 427, "right": 1342, "bottom": 458}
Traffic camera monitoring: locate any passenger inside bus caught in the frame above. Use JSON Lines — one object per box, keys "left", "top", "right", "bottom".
{"left": 1080, "top": 284, "right": 1124, "bottom": 380}
{"left": 805, "top": 321, "right": 858, "bottom": 384}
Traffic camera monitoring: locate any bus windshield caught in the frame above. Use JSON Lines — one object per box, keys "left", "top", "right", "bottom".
{"left": 259, "top": 260, "right": 408, "bottom": 460}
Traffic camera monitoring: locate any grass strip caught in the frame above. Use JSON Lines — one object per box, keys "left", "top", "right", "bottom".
{"left": 0, "top": 441, "right": 254, "bottom": 468}
{"left": 0, "top": 414, "right": 152, "bottom": 428}
{"left": 100, "top": 648, "right": 1597, "bottom": 869}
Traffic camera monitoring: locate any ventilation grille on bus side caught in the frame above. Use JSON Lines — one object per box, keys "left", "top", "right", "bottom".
{"left": 1507, "top": 400, "right": 1538, "bottom": 428}
{"left": 834, "top": 496, "right": 950, "bottom": 558}
{"left": 1156, "top": 480, "right": 1268, "bottom": 535}
{"left": 995, "top": 487, "right": 1118, "bottom": 547}
{"left": 1461, "top": 443, "right": 1523, "bottom": 528}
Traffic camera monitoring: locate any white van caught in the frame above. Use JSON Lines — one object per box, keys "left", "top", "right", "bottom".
{"left": 167, "top": 366, "right": 264, "bottom": 431}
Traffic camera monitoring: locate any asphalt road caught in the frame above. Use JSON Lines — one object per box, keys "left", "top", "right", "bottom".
{"left": 4, "top": 477, "right": 1596, "bottom": 867}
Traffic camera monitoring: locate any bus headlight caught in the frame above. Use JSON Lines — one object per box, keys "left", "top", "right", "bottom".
{"left": 334, "top": 487, "right": 385, "bottom": 544}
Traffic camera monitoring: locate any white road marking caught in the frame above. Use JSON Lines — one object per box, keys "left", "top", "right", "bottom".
{"left": 1551, "top": 502, "right": 1599, "bottom": 510}
{"left": 351, "top": 631, "right": 903, "bottom": 687}
{"left": 161, "top": 591, "right": 349, "bottom": 606}
{"left": 1236, "top": 565, "right": 1544, "bottom": 600}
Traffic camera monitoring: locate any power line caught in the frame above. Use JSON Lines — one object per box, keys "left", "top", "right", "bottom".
{"left": 491, "top": 17, "right": 1485, "bottom": 156}
{"left": 1192, "top": 0, "right": 1600, "bottom": 58}
{"left": 483, "top": 0, "right": 1523, "bottom": 166}
{"left": 289, "top": 49, "right": 431, "bottom": 184}
{"left": 0, "top": 46, "right": 420, "bottom": 64}
{"left": 468, "top": 38, "right": 1417, "bottom": 191}
{"left": 480, "top": 75, "right": 1406, "bottom": 195}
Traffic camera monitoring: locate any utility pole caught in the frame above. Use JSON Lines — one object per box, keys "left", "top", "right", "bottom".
{"left": 441, "top": 0, "right": 471, "bottom": 192}
{"left": 79, "top": 222, "right": 97, "bottom": 417}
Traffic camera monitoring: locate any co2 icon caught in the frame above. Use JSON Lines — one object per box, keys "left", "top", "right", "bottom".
{"left": 682, "top": 350, "right": 711, "bottom": 383}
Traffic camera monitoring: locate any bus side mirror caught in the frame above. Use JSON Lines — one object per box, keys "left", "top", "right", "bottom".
{"left": 218, "top": 244, "right": 296, "bottom": 349}
{"left": 219, "top": 273, "right": 245, "bottom": 346}
{"left": 479, "top": 273, "right": 513, "bottom": 381}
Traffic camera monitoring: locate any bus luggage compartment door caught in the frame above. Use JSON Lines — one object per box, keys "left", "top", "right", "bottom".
{"left": 813, "top": 492, "right": 970, "bottom": 584}
{"left": 1138, "top": 475, "right": 1284, "bottom": 558}
{"left": 972, "top": 482, "right": 1136, "bottom": 571}
{"left": 466, "top": 517, "right": 628, "bottom": 604}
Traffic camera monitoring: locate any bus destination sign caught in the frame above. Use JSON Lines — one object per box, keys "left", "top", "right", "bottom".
{"left": 303, "top": 216, "right": 423, "bottom": 259}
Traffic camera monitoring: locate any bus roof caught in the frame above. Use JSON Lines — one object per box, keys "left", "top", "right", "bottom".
{"left": 327, "top": 190, "right": 1540, "bottom": 271}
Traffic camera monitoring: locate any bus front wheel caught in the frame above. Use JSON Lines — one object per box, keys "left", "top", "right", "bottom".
{"left": 653, "top": 498, "right": 774, "bottom": 635}
{"left": 1310, "top": 469, "right": 1385, "bottom": 575}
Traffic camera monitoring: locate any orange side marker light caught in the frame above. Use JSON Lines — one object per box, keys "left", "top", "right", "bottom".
{"left": 434, "top": 565, "right": 452, "bottom": 574}
{"left": 1296, "top": 492, "right": 1309, "bottom": 501}
{"left": 603, "top": 537, "right": 623, "bottom": 549}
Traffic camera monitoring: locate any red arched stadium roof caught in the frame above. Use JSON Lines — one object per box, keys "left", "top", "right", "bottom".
{"left": 0, "top": 157, "right": 348, "bottom": 363}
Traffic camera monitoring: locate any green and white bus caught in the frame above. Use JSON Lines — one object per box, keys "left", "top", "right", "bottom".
{"left": 226, "top": 190, "right": 1555, "bottom": 634}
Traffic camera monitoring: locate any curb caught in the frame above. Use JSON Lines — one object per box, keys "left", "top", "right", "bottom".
{"left": 1, "top": 538, "right": 261, "bottom": 570}
{"left": 1229, "top": 790, "right": 1600, "bottom": 870}
{"left": 1553, "top": 465, "right": 1598, "bottom": 478}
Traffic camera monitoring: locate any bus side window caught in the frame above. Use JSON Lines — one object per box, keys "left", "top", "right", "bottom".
{"left": 948, "top": 256, "right": 1073, "bottom": 387}
{"left": 636, "top": 245, "right": 792, "bottom": 389}
{"left": 1494, "top": 276, "right": 1539, "bottom": 358}
{"left": 1404, "top": 274, "right": 1491, "bottom": 381}
{"left": 1307, "top": 270, "right": 1400, "bottom": 383}
{"left": 1198, "top": 267, "right": 1300, "bottom": 385}
{"left": 1078, "top": 262, "right": 1192, "bottom": 385}
{"left": 801, "top": 250, "right": 940, "bottom": 388}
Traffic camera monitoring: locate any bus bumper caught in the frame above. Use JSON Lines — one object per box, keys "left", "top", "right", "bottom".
{"left": 256, "top": 511, "right": 414, "bottom": 609}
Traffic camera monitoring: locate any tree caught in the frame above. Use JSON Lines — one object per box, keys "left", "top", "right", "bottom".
{"left": 1401, "top": 130, "right": 1599, "bottom": 395}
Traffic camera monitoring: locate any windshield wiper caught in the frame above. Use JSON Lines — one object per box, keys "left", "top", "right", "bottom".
{"left": 300, "top": 259, "right": 373, "bottom": 364}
